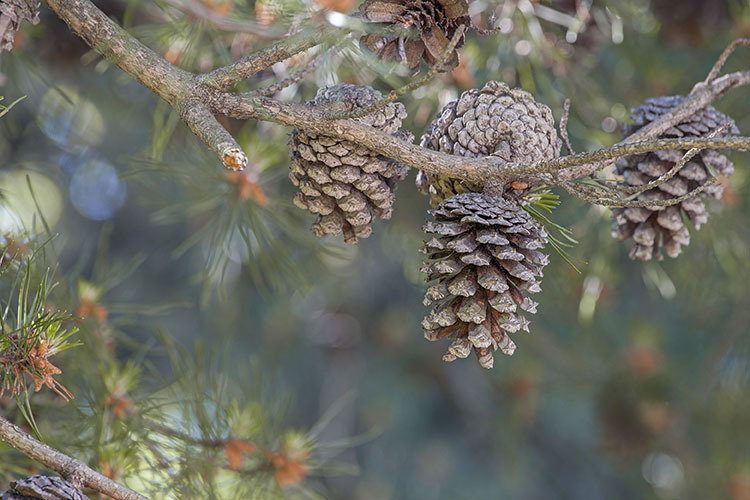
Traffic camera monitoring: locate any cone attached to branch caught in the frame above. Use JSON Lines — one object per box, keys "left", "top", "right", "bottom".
{"left": 359, "top": 0, "right": 470, "bottom": 72}
{"left": 416, "top": 81, "right": 562, "bottom": 205}
{"left": 611, "top": 95, "right": 738, "bottom": 260}
{"left": 288, "top": 84, "right": 413, "bottom": 244}
{"left": 2, "top": 475, "right": 89, "bottom": 500}
{"left": 420, "top": 192, "right": 549, "bottom": 368}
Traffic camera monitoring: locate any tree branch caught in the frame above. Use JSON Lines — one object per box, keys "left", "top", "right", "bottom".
{"left": 43, "top": 0, "right": 750, "bottom": 190}
{"left": 0, "top": 416, "right": 148, "bottom": 500}
{"left": 180, "top": 100, "right": 248, "bottom": 170}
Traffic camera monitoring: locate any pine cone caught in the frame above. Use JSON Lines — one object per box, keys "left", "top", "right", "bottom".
{"left": 359, "top": 0, "right": 470, "bottom": 72}
{"left": 611, "top": 96, "right": 738, "bottom": 260}
{"left": 288, "top": 84, "right": 413, "bottom": 244}
{"left": 2, "top": 476, "right": 88, "bottom": 500}
{"left": 420, "top": 192, "right": 548, "bottom": 368}
{"left": 416, "top": 81, "right": 562, "bottom": 205}
{"left": 0, "top": 0, "right": 40, "bottom": 52}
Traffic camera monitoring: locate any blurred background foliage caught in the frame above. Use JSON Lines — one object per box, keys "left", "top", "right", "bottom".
{"left": 2, "top": 0, "right": 750, "bottom": 498}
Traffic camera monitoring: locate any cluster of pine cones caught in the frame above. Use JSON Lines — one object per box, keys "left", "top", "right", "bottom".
{"left": 282, "top": 9, "right": 740, "bottom": 368}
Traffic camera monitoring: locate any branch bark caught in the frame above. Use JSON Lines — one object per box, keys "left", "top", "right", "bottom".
{"left": 0, "top": 416, "right": 149, "bottom": 500}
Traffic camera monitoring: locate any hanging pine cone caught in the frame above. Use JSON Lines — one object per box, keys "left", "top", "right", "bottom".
{"left": 611, "top": 95, "right": 739, "bottom": 260}
{"left": 359, "top": 0, "right": 470, "bottom": 72}
{"left": 420, "top": 192, "right": 549, "bottom": 368}
{"left": 2, "top": 476, "right": 88, "bottom": 500}
{"left": 288, "top": 84, "right": 413, "bottom": 244}
{"left": 416, "top": 81, "right": 562, "bottom": 205}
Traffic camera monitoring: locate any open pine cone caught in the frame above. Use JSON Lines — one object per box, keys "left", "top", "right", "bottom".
{"left": 611, "top": 95, "right": 739, "bottom": 260}
{"left": 359, "top": 0, "right": 470, "bottom": 72}
{"left": 0, "top": 0, "right": 40, "bottom": 52}
{"left": 417, "top": 81, "right": 561, "bottom": 205}
{"left": 420, "top": 192, "right": 549, "bottom": 368}
{"left": 2, "top": 476, "right": 88, "bottom": 500}
{"left": 288, "top": 84, "right": 413, "bottom": 244}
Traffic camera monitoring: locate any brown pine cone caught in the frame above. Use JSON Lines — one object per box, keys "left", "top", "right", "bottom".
{"left": 359, "top": 0, "right": 470, "bottom": 72}
{"left": 420, "top": 192, "right": 549, "bottom": 368}
{"left": 0, "top": 0, "right": 39, "bottom": 52}
{"left": 288, "top": 84, "right": 413, "bottom": 244}
{"left": 611, "top": 95, "right": 738, "bottom": 260}
{"left": 2, "top": 476, "right": 88, "bottom": 500}
{"left": 416, "top": 81, "right": 561, "bottom": 205}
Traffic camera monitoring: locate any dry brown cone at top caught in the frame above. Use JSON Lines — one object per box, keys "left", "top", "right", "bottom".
{"left": 611, "top": 95, "right": 739, "bottom": 260}
{"left": 0, "top": 0, "right": 40, "bottom": 52}
{"left": 2, "top": 475, "right": 89, "bottom": 500}
{"left": 359, "top": 0, "right": 470, "bottom": 72}
{"left": 288, "top": 84, "right": 413, "bottom": 244}
{"left": 416, "top": 81, "right": 562, "bottom": 205}
{"left": 421, "top": 192, "right": 549, "bottom": 369}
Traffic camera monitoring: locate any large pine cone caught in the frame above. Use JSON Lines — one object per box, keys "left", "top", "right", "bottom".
{"left": 417, "top": 81, "right": 562, "bottom": 205}
{"left": 420, "top": 192, "right": 548, "bottom": 368}
{"left": 2, "top": 476, "right": 88, "bottom": 500}
{"left": 359, "top": 0, "right": 470, "bottom": 72}
{"left": 0, "top": 0, "right": 40, "bottom": 52}
{"left": 611, "top": 96, "right": 738, "bottom": 260}
{"left": 289, "top": 84, "right": 413, "bottom": 244}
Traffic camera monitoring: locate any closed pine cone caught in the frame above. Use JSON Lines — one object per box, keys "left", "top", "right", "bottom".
{"left": 416, "top": 81, "right": 561, "bottom": 205}
{"left": 288, "top": 84, "right": 413, "bottom": 244}
{"left": 420, "top": 192, "right": 549, "bottom": 368}
{"left": 611, "top": 95, "right": 738, "bottom": 260}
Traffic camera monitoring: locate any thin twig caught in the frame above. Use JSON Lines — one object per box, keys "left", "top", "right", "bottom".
{"left": 619, "top": 123, "right": 731, "bottom": 198}
{"left": 198, "top": 25, "right": 349, "bottom": 91}
{"left": 323, "top": 25, "right": 467, "bottom": 121}
{"left": 560, "top": 98, "right": 574, "bottom": 155}
{"left": 247, "top": 45, "right": 338, "bottom": 98}
{"left": 563, "top": 176, "right": 716, "bottom": 208}
{"left": 0, "top": 416, "right": 148, "bottom": 500}
{"left": 704, "top": 38, "right": 750, "bottom": 84}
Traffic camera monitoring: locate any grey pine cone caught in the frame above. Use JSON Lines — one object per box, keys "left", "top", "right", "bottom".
{"left": 2, "top": 476, "right": 88, "bottom": 500}
{"left": 289, "top": 84, "right": 413, "bottom": 244}
{"left": 612, "top": 95, "right": 738, "bottom": 261}
{"left": 0, "top": 0, "right": 40, "bottom": 52}
{"left": 420, "top": 192, "right": 549, "bottom": 369}
{"left": 417, "top": 81, "right": 562, "bottom": 205}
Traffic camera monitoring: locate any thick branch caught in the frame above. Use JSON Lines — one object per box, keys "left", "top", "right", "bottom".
{"left": 0, "top": 416, "right": 148, "bottom": 500}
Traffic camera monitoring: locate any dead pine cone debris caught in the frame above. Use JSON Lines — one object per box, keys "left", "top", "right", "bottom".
{"left": 288, "top": 84, "right": 413, "bottom": 244}
{"left": 611, "top": 95, "right": 739, "bottom": 261}
{"left": 416, "top": 81, "right": 561, "bottom": 205}
{"left": 359, "top": 0, "right": 471, "bottom": 72}
{"left": 420, "top": 192, "right": 549, "bottom": 369}
{"left": 0, "top": 0, "right": 40, "bottom": 52}
{"left": 2, "top": 475, "right": 89, "bottom": 500}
